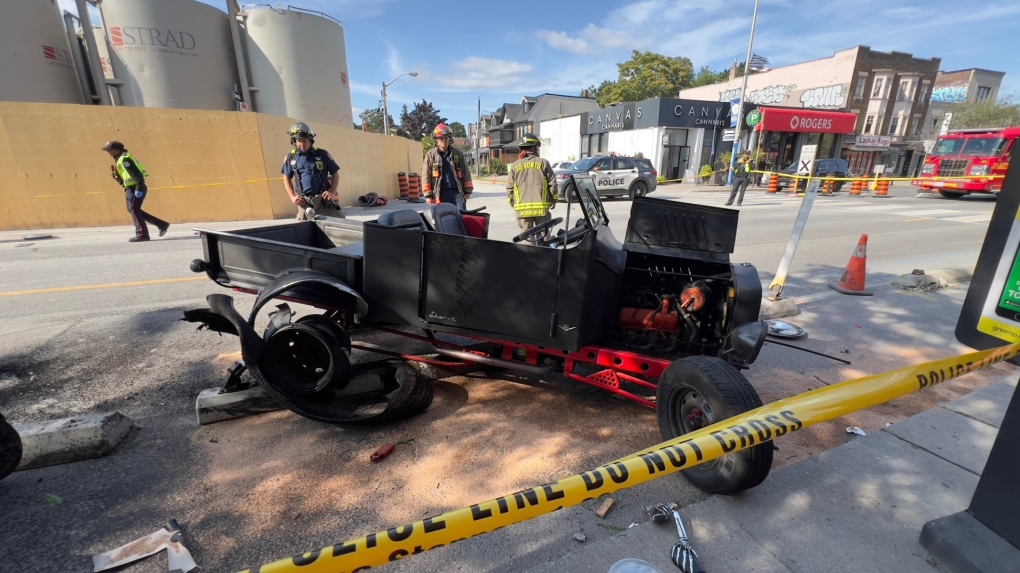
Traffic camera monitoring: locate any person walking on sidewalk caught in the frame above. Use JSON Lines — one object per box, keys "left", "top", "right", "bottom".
{"left": 507, "top": 134, "right": 557, "bottom": 245}
{"left": 726, "top": 151, "right": 753, "bottom": 206}
{"left": 422, "top": 123, "right": 474, "bottom": 208}
{"left": 282, "top": 122, "right": 344, "bottom": 220}
{"left": 102, "top": 141, "right": 168, "bottom": 242}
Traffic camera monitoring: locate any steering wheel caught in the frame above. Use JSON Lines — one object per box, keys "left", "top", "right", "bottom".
{"left": 512, "top": 217, "right": 563, "bottom": 243}
{"left": 540, "top": 221, "right": 589, "bottom": 247}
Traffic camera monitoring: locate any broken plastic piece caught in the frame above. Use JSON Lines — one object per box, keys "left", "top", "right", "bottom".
{"left": 846, "top": 427, "right": 866, "bottom": 436}
{"left": 573, "top": 532, "right": 586, "bottom": 542}
{"left": 370, "top": 443, "right": 395, "bottom": 463}
{"left": 92, "top": 519, "right": 197, "bottom": 573}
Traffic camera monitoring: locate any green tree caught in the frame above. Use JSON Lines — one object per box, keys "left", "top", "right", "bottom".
{"left": 421, "top": 135, "right": 436, "bottom": 154}
{"left": 691, "top": 65, "right": 730, "bottom": 87}
{"left": 948, "top": 94, "right": 1020, "bottom": 129}
{"left": 583, "top": 80, "right": 617, "bottom": 107}
{"left": 359, "top": 105, "right": 394, "bottom": 134}
{"left": 598, "top": 51, "right": 695, "bottom": 105}
{"left": 399, "top": 100, "right": 447, "bottom": 141}
{"left": 448, "top": 121, "right": 468, "bottom": 138}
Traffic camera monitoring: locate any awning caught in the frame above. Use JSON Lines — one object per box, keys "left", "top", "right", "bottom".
{"left": 755, "top": 107, "right": 858, "bottom": 134}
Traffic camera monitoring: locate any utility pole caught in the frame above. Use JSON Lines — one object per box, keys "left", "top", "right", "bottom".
{"left": 727, "top": 0, "right": 761, "bottom": 186}
{"left": 475, "top": 98, "right": 481, "bottom": 175}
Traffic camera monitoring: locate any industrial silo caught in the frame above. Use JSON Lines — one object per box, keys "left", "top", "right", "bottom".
{"left": 0, "top": 0, "right": 85, "bottom": 104}
{"left": 98, "top": 0, "right": 239, "bottom": 110}
{"left": 242, "top": 6, "right": 354, "bottom": 126}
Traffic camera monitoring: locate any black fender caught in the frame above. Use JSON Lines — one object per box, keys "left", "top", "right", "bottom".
{"left": 206, "top": 293, "right": 266, "bottom": 364}
{"left": 246, "top": 268, "right": 368, "bottom": 323}
{"left": 729, "top": 262, "right": 762, "bottom": 328}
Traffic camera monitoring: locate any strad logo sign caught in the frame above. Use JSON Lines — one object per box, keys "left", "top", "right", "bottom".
{"left": 789, "top": 114, "right": 833, "bottom": 131}
{"left": 110, "top": 26, "right": 198, "bottom": 57}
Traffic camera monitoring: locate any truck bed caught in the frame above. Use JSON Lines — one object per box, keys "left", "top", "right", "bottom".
{"left": 195, "top": 218, "right": 365, "bottom": 293}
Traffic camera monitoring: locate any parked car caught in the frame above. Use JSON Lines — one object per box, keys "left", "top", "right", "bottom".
{"left": 776, "top": 158, "right": 849, "bottom": 192}
{"left": 550, "top": 161, "right": 574, "bottom": 172}
{"left": 556, "top": 155, "right": 658, "bottom": 199}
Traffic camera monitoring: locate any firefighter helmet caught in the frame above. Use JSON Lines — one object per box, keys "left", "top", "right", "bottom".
{"left": 432, "top": 123, "right": 452, "bottom": 140}
{"left": 519, "top": 133, "right": 541, "bottom": 148}
{"left": 288, "top": 122, "right": 315, "bottom": 140}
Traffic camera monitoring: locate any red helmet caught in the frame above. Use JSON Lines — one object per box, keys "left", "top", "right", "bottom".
{"left": 433, "top": 123, "right": 452, "bottom": 139}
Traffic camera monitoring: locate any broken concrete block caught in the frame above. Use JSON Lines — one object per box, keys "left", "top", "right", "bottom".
{"left": 15, "top": 412, "right": 133, "bottom": 470}
{"left": 759, "top": 297, "right": 800, "bottom": 320}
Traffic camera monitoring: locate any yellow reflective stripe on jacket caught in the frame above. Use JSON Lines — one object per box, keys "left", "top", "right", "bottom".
{"left": 511, "top": 161, "right": 551, "bottom": 217}
{"left": 116, "top": 153, "right": 149, "bottom": 187}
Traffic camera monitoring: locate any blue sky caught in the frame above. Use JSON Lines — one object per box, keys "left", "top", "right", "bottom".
{"left": 62, "top": 0, "right": 1020, "bottom": 127}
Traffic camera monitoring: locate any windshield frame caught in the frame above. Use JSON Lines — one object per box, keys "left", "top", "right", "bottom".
{"left": 930, "top": 138, "right": 966, "bottom": 157}
{"left": 568, "top": 175, "right": 609, "bottom": 228}
{"left": 960, "top": 137, "right": 1007, "bottom": 157}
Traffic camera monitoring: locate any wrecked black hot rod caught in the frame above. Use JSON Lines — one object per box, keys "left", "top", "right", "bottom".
{"left": 185, "top": 176, "right": 771, "bottom": 494}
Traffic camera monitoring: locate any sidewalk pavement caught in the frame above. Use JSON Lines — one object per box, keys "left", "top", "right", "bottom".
{"left": 528, "top": 375, "right": 1018, "bottom": 573}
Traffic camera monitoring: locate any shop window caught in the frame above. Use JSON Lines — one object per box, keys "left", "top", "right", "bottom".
{"left": 864, "top": 115, "right": 875, "bottom": 134}
{"left": 977, "top": 86, "right": 992, "bottom": 102}
{"left": 872, "top": 78, "right": 884, "bottom": 98}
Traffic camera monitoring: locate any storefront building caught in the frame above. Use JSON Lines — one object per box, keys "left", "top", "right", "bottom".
{"left": 540, "top": 97, "right": 730, "bottom": 181}
{"left": 748, "top": 106, "right": 859, "bottom": 172}
{"left": 678, "top": 46, "right": 941, "bottom": 177}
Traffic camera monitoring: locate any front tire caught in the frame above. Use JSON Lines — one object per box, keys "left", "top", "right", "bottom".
{"left": 939, "top": 190, "right": 965, "bottom": 199}
{"left": 656, "top": 356, "right": 772, "bottom": 494}
{"left": 0, "top": 412, "right": 23, "bottom": 481}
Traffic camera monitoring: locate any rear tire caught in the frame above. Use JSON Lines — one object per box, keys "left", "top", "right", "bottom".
{"left": 629, "top": 181, "right": 648, "bottom": 200}
{"left": 656, "top": 356, "right": 772, "bottom": 494}
{"left": 939, "top": 190, "right": 965, "bottom": 199}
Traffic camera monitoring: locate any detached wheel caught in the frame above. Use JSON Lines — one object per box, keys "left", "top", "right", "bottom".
{"left": 939, "top": 190, "right": 965, "bottom": 199}
{"left": 260, "top": 323, "right": 351, "bottom": 395}
{"left": 0, "top": 412, "right": 23, "bottom": 481}
{"left": 656, "top": 356, "right": 772, "bottom": 494}
{"left": 629, "top": 181, "right": 648, "bottom": 200}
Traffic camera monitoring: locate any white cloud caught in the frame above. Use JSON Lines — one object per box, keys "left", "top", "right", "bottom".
{"left": 536, "top": 30, "right": 590, "bottom": 55}
{"left": 579, "top": 25, "right": 633, "bottom": 51}
{"left": 426, "top": 57, "right": 536, "bottom": 91}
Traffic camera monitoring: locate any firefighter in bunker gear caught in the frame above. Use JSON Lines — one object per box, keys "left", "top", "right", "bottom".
{"left": 506, "top": 134, "right": 558, "bottom": 245}
{"left": 422, "top": 123, "right": 474, "bottom": 208}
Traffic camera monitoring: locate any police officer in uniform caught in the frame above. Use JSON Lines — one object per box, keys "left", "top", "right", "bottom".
{"left": 102, "top": 140, "right": 169, "bottom": 242}
{"left": 506, "top": 134, "right": 557, "bottom": 245}
{"left": 726, "top": 151, "right": 753, "bottom": 206}
{"left": 282, "top": 122, "right": 344, "bottom": 220}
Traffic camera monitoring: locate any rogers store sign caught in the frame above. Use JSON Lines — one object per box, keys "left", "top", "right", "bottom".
{"left": 757, "top": 107, "right": 858, "bottom": 134}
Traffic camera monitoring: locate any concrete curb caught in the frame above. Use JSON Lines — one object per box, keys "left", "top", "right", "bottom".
{"left": 759, "top": 297, "right": 800, "bottom": 320}
{"left": 924, "top": 267, "right": 974, "bottom": 285}
{"left": 14, "top": 412, "right": 133, "bottom": 470}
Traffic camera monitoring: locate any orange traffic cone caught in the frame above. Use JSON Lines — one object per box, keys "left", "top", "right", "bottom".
{"left": 830, "top": 234, "right": 873, "bottom": 296}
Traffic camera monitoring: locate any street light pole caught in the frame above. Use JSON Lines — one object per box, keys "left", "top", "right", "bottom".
{"left": 728, "top": 0, "right": 761, "bottom": 185}
{"left": 381, "top": 71, "right": 418, "bottom": 136}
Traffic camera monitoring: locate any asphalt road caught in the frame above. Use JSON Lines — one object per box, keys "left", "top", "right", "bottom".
{"left": 0, "top": 181, "right": 1006, "bottom": 573}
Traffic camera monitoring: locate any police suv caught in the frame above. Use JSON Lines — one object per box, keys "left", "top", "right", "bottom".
{"left": 556, "top": 154, "right": 658, "bottom": 200}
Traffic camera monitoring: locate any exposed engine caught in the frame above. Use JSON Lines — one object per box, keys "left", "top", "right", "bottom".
{"left": 612, "top": 252, "right": 734, "bottom": 358}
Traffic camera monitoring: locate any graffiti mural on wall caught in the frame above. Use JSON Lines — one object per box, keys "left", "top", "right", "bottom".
{"left": 931, "top": 84, "right": 969, "bottom": 103}
{"left": 800, "top": 84, "right": 847, "bottom": 109}
{"left": 719, "top": 84, "right": 798, "bottom": 105}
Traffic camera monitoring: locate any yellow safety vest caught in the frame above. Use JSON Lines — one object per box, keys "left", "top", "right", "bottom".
{"left": 116, "top": 153, "right": 149, "bottom": 187}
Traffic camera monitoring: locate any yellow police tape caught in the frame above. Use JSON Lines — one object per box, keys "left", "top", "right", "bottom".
{"left": 14, "top": 177, "right": 287, "bottom": 201}
{"left": 239, "top": 342, "right": 1020, "bottom": 573}
{"left": 753, "top": 171, "right": 1005, "bottom": 183}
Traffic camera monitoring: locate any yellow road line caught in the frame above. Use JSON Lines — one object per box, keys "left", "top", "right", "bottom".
{"left": 0, "top": 277, "right": 204, "bottom": 297}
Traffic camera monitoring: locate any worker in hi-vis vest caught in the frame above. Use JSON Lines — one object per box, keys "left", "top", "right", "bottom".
{"left": 506, "top": 134, "right": 558, "bottom": 245}
{"left": 102, "top": 140, "right": 169, "bottom": 242}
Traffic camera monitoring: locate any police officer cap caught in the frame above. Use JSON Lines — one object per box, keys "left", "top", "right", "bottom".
{"left": 101, "top": 140, "right": 125, "bottom": 152}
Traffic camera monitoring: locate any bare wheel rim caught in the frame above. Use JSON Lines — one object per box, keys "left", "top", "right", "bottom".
{"left": 261, "top": 326, "right": 335, "bottom": 395}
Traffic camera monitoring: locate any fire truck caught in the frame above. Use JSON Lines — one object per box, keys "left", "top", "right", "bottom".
{"left": 912, "top": 127, "right": 1019, "bottom": 198}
